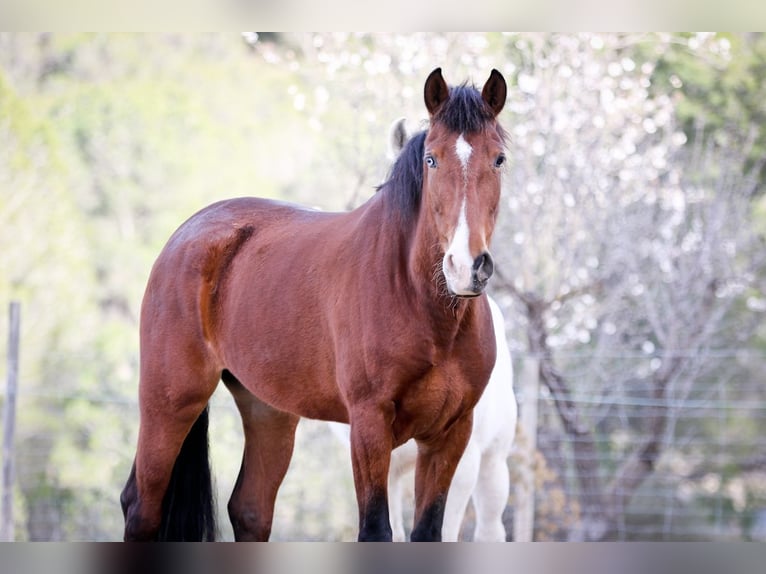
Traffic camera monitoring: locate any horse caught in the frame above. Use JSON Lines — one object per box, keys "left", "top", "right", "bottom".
{"left": 329, "top": 294, "right": 516, "bottom": 541}
{"left": 120, "top": 67, "right": 509, "bottom": 542}
{"left": 328, "top": 118, "right": 517, "bottom": 541}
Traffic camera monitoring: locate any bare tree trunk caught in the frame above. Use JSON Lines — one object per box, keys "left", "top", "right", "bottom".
{"left": 510, "top": 288, "right": 610, "bottom": 540}
{"left": 505, "top": 281, "right": 688, "bottom": 541}
{"left": 526, "top": 300, "right": 694, "bottom": 539}
{"left": 603, "top": 356, "right": 681, "bottom": 539}
{"left": 513, "top": 355, "right": 540, "bottom": 541}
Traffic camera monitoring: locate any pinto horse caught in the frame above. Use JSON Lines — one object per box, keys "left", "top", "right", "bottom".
{"left": 120, "top": 67, "right": 508, "bottom": 542}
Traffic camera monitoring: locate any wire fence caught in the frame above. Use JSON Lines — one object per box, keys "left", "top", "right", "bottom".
{"left": 2, "top": 349, "right": 766, "bottom": 541}
{"left": 520, "top": 351, "right": 766, "bottom": 541}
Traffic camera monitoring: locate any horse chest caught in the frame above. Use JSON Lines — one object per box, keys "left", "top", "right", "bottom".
{"left": 390, "top": 356, "right": 487, "bottom": 444}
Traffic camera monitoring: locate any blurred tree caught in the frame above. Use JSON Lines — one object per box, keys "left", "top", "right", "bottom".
{"left": 491, "top": 33, "right": 765, "bottom": 540}
{"left": 248, "top": 33, "right": 509, "bottom": 209}
{"left": 643, "top": 33, "right": 766, "bottom": 187}
{"left": 0, "top": 32, "right": 317, "bottom": 540}
{"left": 0, "top": 63, "right": 96, "bottom": 540}
{"left": 0, "top": 32, "right": 764, "bottom": 541}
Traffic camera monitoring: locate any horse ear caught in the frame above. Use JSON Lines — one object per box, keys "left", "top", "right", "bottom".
{"left": 424, "top": 67, "right": 449, "bottom": 116}
{"left": 481, "top": 69, "right": 507, "bottom": 117}
{"left": 388, "top": 117, "right": 409, "bottom": 158}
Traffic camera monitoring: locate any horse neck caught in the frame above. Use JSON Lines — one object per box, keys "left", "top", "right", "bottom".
{"left": 359, "top": 184, "right": 471, "bottom": 330}
{"left": 402, "top": 200, "right": 473, "bottom": 327}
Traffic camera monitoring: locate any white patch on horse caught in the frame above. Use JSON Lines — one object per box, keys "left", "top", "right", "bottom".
{"left": 455, "top": 133, "right": 472, "bottom": 174}
{"left": 443, "top": 198, "right": 474, "bottom": 294}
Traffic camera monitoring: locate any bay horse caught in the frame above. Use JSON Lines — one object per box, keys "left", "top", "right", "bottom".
{"left": 329, "top": 294, "right": 517, "bottom": 541}
{"left": 120, "top": 67, "right": 508, "bottom": 542}
{"left": 329, "top": 119, "right": 517, "bottom": 541}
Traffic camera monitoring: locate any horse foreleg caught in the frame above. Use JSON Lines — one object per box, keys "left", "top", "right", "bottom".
{"left": 388, "top": 469, "right": 407, "bottom": 542}
{"left": 472, "top": 449, "right": 510, "bottom": 541}
{"left": 349, "top": 403, "right": 395, "bottom": 541}
{"left": 441, "top": 440, "right": 480, "bottom": 541}
{"left": 225, "top": 378, "right": 299, "bottom": 541}
{"left": 411, "top": 413, "right": 473, "bottom": 542}
{"left": 388, "top": 440, "right": 417, "bottom": 542}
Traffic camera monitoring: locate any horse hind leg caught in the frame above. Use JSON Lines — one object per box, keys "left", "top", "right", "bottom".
{"left": 122, "top": 349, "right": 220, "bottom": 541}
{"left": 122, "top": 395, "right": 218, "bottom": 541}
{"left": 223, "top": 371, "right": 299, "bottom": 541}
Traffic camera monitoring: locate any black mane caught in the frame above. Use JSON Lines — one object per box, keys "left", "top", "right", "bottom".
{"left": 377, "top": 130, "right": 426, "bottom": 218}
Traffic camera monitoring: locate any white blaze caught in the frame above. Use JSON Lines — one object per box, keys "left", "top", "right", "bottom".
{"left": 443, "top": 198, "right": 474, "bottom": 295}
{"left": 455, "top": 133, "right": 472, "bottom": 174}
{"left": 443, "top": 133, "right": 476, "bottom": 294}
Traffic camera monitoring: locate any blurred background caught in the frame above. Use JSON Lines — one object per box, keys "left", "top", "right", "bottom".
{"left": 0, "top": 32, "right": 765, "bottom": 541}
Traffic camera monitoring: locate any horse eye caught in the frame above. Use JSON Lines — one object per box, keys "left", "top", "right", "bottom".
{"left": 494, "top": 154, "right": 506, "bottom": 168}
{"left": 425, "top": 155, "right": 437, "bottom": 168}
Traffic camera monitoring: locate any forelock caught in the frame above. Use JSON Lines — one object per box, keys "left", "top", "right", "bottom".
{"left": 433, "top": 84, "right": 494, "bottom": 134}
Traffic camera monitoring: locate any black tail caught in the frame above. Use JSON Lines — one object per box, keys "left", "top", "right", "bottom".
{"left": 157, "top": 405, "right": 217, "bottom": 541}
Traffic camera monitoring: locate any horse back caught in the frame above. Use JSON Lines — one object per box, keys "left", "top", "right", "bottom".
{"left": 141, "top": 197, "right": 330, "bottom": 367}
{"left": 142, "top": 195, "right": 496, "bottom": 431}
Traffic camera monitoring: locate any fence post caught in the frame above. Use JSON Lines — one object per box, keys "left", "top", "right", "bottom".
{"left": 513, "top": 354, "right": 539, "bottom": 542}
{"left": 2, "top": 301, "right": 20, "bottom": 542}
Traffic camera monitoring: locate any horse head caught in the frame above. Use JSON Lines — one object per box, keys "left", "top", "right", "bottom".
{"left": 421, "top": 68, "right": 507, "bottom": 297}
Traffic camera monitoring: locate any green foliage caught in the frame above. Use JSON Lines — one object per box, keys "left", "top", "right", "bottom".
{"left": 644, "top": 33, "right": 766, "bottom": 184}
{"left": 0, "top": 32, "right": 763, "bottom": 541}
{"left": 0, "top": 33, "right": 313, "bottom": 540}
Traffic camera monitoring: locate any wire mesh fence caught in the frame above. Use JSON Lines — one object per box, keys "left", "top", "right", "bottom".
{"left": 2, "top": 350, "right": 765, "bottom": 541}
{"left": 518, "top": 351, "right": 766, "bottom": 541}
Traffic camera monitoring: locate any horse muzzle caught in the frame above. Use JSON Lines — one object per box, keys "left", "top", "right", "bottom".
{"left": 472, "top": 251, "right": 494, "bottom": 291}
{"left": 443, "top": 250, "right": 494, "bottom": 298}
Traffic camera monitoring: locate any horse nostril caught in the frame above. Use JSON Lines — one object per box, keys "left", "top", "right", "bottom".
{"left": 473, "top": 252, "right": 494, "bottom": 284}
